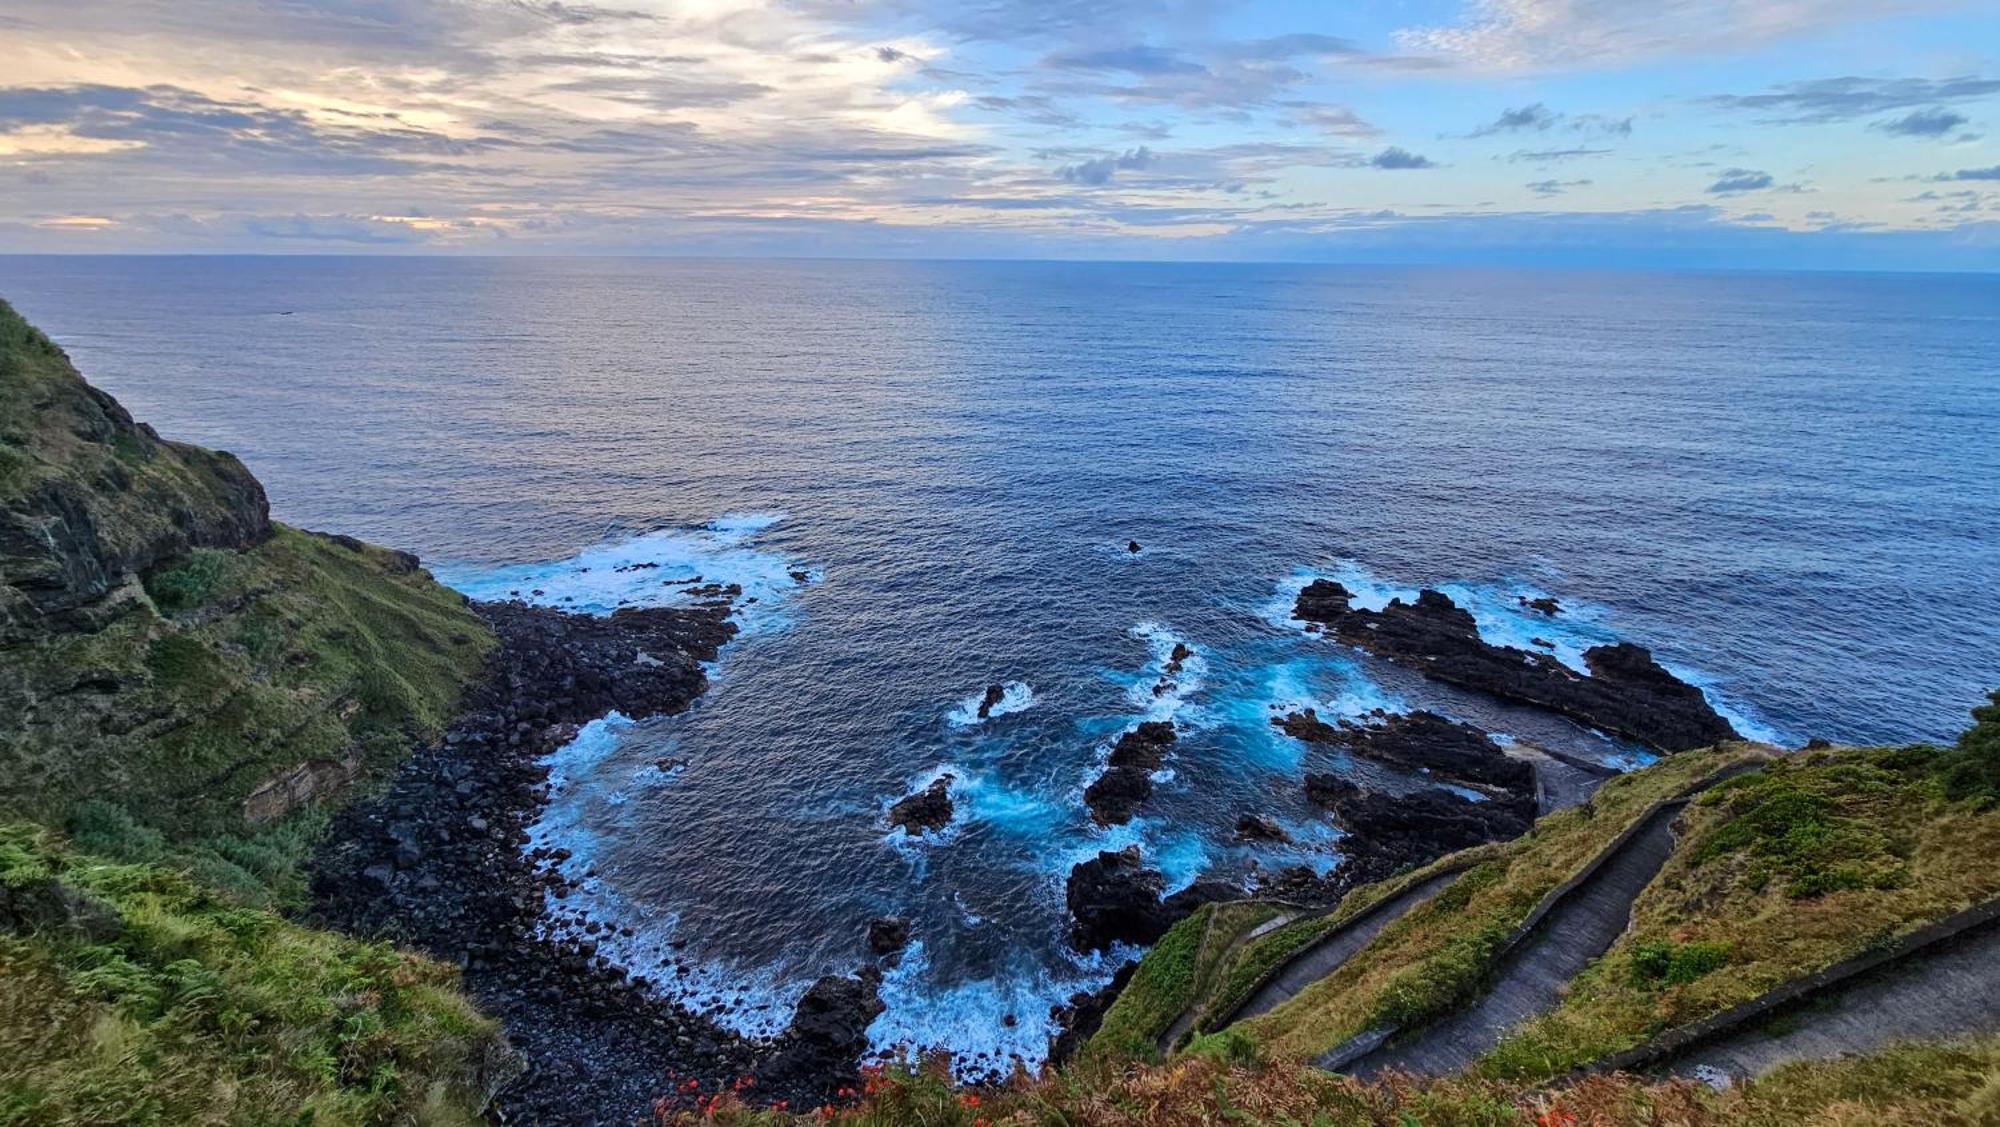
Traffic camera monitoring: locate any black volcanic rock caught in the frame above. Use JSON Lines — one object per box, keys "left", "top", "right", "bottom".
{"left": 866, "top": 916, "right": 911, "bottom": 956}
{"left": 1291, "top": 584, "right": 1737, "bottom": 752}
{"left": 1084, "top": 765, "right": 1153, "bottom": 826}
{"left": 1066, "top": 846, "right": 1168, "bottom": 950}
{"left": 1276, "top": 709, "right": 1533, "bottom": 793}
{"left": 763, "top": 969, "right": 887, "bottom": 1095}
{"left": 1307, "top": 776, "right": 1532, "bottom": 878}
{"left": 976, "top": 683, "right": 1006, "bottom": 718}
{"left": 1234, "top": 813, "right": 1292, "bottom": 844}
{"left": 1106, "top": 720, "right": 1177, "bottom": 769}
{"left": 888, "top": 776, "right": 955, "bottom": 835}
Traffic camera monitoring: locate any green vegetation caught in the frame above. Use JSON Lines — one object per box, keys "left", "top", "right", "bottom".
{"left": 648, "top": 1036, "right": 2000, "bottom": 1125}
{"left": 0, "top": 825, "right": 509, "bottom": 1125}
{"left": 1081, "top": 900, "right": 1285, "bottom": 1063}
{"left": 1219, "top": 747, "right": 1771, "bottom": 1064}
{"left": 1, "top": 299, "right": 507, "bottom": 1123}
{"left": 2, "top": 524, "right": 493, "bottom": 906}
{"left": 1936, "top": 690, "right": 2000, "bottom": 805}
{"left": 1478, "top": 743, "right": 2000, "bottom": 1081}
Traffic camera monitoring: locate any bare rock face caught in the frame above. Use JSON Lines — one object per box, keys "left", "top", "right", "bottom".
{"left": 1292, "top": 583, "right": 1737, "bottom": 752}
{"left": 1065, "top": 846, "right": 1169, "bottom": 951}
{"left": 976, "top": 683, "right": 1007, "bottom": 718}
{"left": 865, "top": 916, "right": 911, "bottom": 956}
{"left": 1305, "top": 775, "right": 1533, "bottom": 878}
{"left": 888, "top": 776, "right": 955, "bottom": 835}
{"left": 1086, "top": 720, "right": 1177, "bottom": 825}
{"left": 0, "top": 301, "right": 269, "bottom": 642}
{"left": 1084, "top": 766, "right": 1153, "bottom": 826}
{"left": 1276, "top": 709, "right": 1534, "bottom": 793}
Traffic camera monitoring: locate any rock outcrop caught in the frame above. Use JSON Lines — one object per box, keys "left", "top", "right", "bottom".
{"left": 1086, "top": 720, "right": 1177, "bottom": 825}
{"left": 1306, "top": 774, "right": 1533, "bottom": 878}
{"left": 1065, "top": 846, "right": 1241, "bottom": 951}
{"left": 1291, "top": 581, "right": 1737, "bottom": 752}
{"left": 888, "top": 776, "right": 955, "bottom": 835}
{"left": 1276, "top": 708, "right": 1533, "bottom": 793}
{"left": 0, "top": 300, "right": 269, "bottom": 643}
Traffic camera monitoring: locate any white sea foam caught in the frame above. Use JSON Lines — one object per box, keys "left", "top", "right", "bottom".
{"left": 433, "top": 512, "right": 812, "bottom": 636}
{"left": 945, "top": 681, "right": 1037, "bottom": 727}
{"left": 870, "top": 939, "right": 1132, "bottom": 1074}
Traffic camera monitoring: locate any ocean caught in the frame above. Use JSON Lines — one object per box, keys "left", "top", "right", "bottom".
{"left": 3, "top": 255, "right": 1995, "bottom": 1071}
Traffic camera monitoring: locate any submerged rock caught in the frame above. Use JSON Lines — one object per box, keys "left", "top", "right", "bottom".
{"left": 1291, "top": 584, "right": 1737, "bottom": 752}
{"left": 888, "top": 776, "right": 955, "bottom": 835}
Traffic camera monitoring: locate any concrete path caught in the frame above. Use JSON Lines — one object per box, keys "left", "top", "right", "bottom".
{"left": 1333, "top": 799, "right": 1689, "bottom": 1078}
{"left": 1665, "top": 917, "right": 2000, "bottom": 1083}
{"left": 1206, "top": 868, "right": 1466, "bottom": 1040}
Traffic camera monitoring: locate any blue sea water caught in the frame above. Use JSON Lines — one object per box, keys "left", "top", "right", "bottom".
{"left": 3, "top": 256, "right": 1996, "bottom": 1070}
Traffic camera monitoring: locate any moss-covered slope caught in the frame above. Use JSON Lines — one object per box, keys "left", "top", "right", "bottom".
{"left": 0, "top": 300, "right": 506, "bottom": 1122}
{"left": 0, "top": 298, "right": 492, "bottom": 900}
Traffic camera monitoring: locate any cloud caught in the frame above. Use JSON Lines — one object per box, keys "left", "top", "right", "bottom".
{"left": 1527, "top": 178, "right": 1592, "bottom": 195}
{"left": 1709, "top": 75, "right": 2000, "bottom": 124}
{"left": 1475, "top": 103, "right": 1559, "bottom": 134}
{"left": 1058, "top": 146, "right": 1155, "bottom": 184}
{"left": 1371, "top": 146, "right": 1435, "bottom": 169}
{"left": 1506, "top": 147, "right": 1611, "bottom": 162}
{"left": 1707, "top": 168, "right": 1774, "bottom": 193}
{"left": 1872, "top": 108, "right": 1969, "bottom": 137}
{"left": 1284, "top": 103, "right": 1381, "bottom": 137}
{"left": 1397, "top": 0, "right": 1961, "bottom": 71}
{"left": 1939, "top": 165, "right": 2000, "bottom": 181}
{"left": 1466, "top": 102, "right": 1632, "bottom": 139}
{"left": 1045, "top": 44, "right": 1206, "bottom": 76}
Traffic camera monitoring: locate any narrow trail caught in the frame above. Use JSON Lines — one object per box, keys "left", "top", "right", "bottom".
{"left": 1329, "top": 797, "right": 1691, "bottom": 1078}
{"left": 1153, "top": 909, "right": 1300, "bottom": 1055}
{"left": 1205, "top": 869, "right": 1466, "bottom": 1040}
{"left": 1662, "top": 915, "right": 2000, "bottom": 1082}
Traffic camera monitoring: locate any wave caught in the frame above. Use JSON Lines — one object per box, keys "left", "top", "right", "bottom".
{"left": 945, "top": 681, "right": 1037, "bottom": 727}
{"left": 432, "top": 511, "right": 813, "bottom": 636}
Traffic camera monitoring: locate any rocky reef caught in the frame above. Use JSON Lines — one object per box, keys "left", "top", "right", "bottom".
{"left": 1292, "top": 580, "right": 1737, "bottom": 752}
{"left": 1085, "top": 720, "right": 1177, "bottom": 825}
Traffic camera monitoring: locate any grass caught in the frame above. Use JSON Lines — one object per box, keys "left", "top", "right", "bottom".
{"left": 2, "top": 524, "right": 492, "bottom": 906}
{"left": 1218, "top": 746, "right": 1773, "bottom": 1064}
{"left": 1475, "top": 743, "right": 2000, "bottom": 1081}
{"left": 0, "top": 824, "right": 511, "bottom": 1125}
{"left": 1082, "top": 900, "right": 1286, "bottom": 1064}
{"left": 1178, "top": 845, "right": 1510, "bottom": 1043}
{"left": 1, "top": 298, "right": 508, "bottom": 1123}
{"left": 641, "top": 1036, "right": 2000, "bottom": 1125}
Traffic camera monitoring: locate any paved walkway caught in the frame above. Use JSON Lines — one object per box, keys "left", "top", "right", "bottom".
{"left": 1666, "top": 917, "right": 2000, "bottom": 1082}
{"left": 1208, "top": 869, "right": 1465, "bottom": 1038}
{"left": 1331, "top": 799, "right": 1688, "bottom": 1077}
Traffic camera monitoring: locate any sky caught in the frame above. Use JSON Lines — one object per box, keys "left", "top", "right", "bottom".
{"left": 2, "top": 0, "right": 1998, "bottom": 267}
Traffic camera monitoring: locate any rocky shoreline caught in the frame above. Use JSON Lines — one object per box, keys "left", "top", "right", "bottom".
{"left": 310, "top": 596, "right": 875, "bottom": 1122}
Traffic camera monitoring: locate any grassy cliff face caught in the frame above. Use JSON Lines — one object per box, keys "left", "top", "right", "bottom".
{"left": 0, "top": 301, "right": 506, "bottom": 1122}
{"left": 0, "top": 298, "right": 493, "bottom": 898}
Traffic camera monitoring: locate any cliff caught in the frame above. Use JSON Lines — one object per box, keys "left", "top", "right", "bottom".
{"left": 0, "top": 299, "right": 508, "bottom": 1123}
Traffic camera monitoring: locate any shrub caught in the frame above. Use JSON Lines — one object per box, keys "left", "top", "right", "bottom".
{"left": 1629, "top": 940, "right": 1732, "bottom": 987}
{"left": 1936, "top": 690, "right": 2000, "bottom": 805}
{"left": 145, "top": 548, "right": 232, "bottom": 612}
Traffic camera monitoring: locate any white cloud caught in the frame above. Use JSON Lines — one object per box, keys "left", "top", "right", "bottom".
{"left": 1397, "top": 0, "right": 1948, "bottom": 71}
